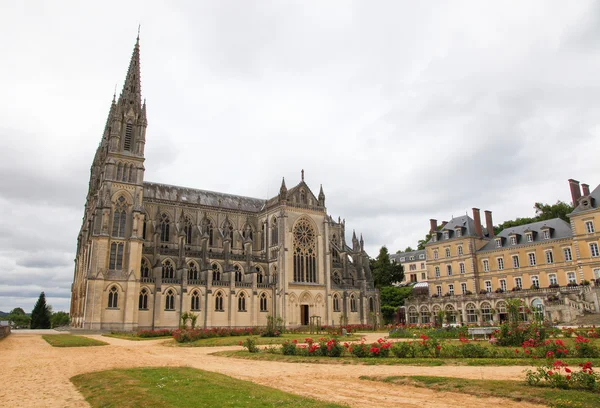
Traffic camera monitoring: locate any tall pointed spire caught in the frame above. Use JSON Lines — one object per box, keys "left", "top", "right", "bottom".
{"left": 118, "top": 34, "right": 142, "bottom": 108}
{"left": 318, "top": 184, "right": 325, "bottom": 206}
{"left": 279, "top": 177, "right": 288, "bottom": 201}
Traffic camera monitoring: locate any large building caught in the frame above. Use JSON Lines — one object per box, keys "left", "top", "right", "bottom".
{"left": 70, "top": 38, "right": 379, "bottom": 330}
{"left": 390, "top": 249, "right": 427, "bottom": 285}
{"left": 404, "top": 180, "right": 600, "bottom": 325}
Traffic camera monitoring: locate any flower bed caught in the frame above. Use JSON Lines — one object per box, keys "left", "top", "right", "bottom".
{"left": 137, "top": 329, "right": 173, "bottom": 338}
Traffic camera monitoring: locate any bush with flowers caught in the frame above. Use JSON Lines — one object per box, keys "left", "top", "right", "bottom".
{"left": 239, "top": 337, "right": 259, "bottom": 353}
{"left": 172, "top": 327, "right": 260, "bottom": 343}
{"left": 525, "top": 359, "right": 600, "bottom": 391}
{"left": 137, "top": 329, "right": 173, "bottom": 338}
{"left": 574, "top": 335, "right": 600, "bottom": 358}
{"left": 495, "top": 321, "right": 546, "bottom": 347}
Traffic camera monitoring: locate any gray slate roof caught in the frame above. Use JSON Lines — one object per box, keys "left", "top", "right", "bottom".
{"left": 571, "top": 183, "right": 600, "bottom": 215}
{"left": 478, "top": 217, "right": 572, "bottom": 252}
{"left": 390, "top": 249, "right": 426, "bottom": 263}
{"left": 143, "top": 182, "right": 266, "bottom": 212}
{"left": 427, "top": 214, "right": 488, "bottom": 244}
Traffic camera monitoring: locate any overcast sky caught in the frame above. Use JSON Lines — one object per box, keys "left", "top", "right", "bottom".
{"left": 1, "top": 1, "right": 599, "bottom": 313}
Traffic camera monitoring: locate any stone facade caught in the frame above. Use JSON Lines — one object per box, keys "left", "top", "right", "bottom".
{"left": 70, "top": 38, "right": 379, "bottom": 330}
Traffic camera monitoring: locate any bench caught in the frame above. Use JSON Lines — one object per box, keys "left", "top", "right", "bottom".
{"left": 467, "top": 327, "right": 498, "bottom": 340}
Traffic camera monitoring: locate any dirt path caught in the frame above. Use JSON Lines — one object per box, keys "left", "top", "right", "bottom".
{"left": 0, "top": 333, "right": 544, "bottom": 408}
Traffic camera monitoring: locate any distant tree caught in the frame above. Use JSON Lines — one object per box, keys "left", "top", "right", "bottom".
{"left": 494, "top": 201, "right": 574, "bottom": 235}
{"left": 50, "top": 311, "right": 70, "bottom": 328}
{"left": 397, "top": 246, "right": 414, "bottom": 254}
{"left": 8, "top": 307, "right": 30, "bottom": 329}
{"left": 371, "top": 246, "right": 404, "bottom": 287}
{"left": 30, "top": 292, "right": 51, "bottom": 329}
{"left": 379, "top": 286, "right": 413, "bottom": 324}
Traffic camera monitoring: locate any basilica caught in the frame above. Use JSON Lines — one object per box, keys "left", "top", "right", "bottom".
{"left": 70, "top": 38, "right": 380, "bottom": 330}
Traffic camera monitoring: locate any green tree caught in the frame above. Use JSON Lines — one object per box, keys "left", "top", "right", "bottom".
{"left": 30, "top": 292, "right": 51, "bottom": 329}
{"left": 379, "top": 286, "right": 412, "bottom": 324}
{"left": 8, "top": 307, "right": 30, "bottom": 328}
{"left": 50, "top": 311, "right": 70, "bottom": 328}
{"left": 494, "top": 201, "right": 574, "bottom": 235}
{"left": 397, "top": 246, "right": 414, "bottom": 254}
{"left": 371, "top": 246, "right": 404, "bottom": 287}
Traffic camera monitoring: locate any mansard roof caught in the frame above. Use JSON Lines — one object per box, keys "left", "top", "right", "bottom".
{"left": 427, "top": 214, "right": 486, "bottom": 244}
{"left": 571, "top": 183, "right": 600, "bottom": 215}
{"left": 390, "top": 249, "right": 426, "bottom": 263}
{"left": 478, "top": 217, "right": 572, "bottom": 252}
{"left": 143, "top": 181, "right": 266, "bottom": 212}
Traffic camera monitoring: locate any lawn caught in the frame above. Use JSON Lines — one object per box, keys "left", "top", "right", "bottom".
{"left": 71, "top": 367, "right": 346, "bottom": 408}
{"left": 103, "top": 332, "right": 172, "bottom": 341}
{"left": 360, "top": 375, "right": 600, "bottom": 408}
{"left": 175, "top": 333, "right": 360, "bottom": 347}
{"left": 42, "top": 334, "right": 108, "bottom": 347}
{"left": 214, "top": 349, "right": 600, "bottom": 367}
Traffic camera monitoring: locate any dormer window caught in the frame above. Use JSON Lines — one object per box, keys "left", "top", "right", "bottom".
{"left": 443, "top": 231, "right": 449, "bottom": 240}
{"left": 455, "top": 228, "right": 462, "bottom": 238}
{"left": 510, "top": 236, "right": 517, "bottom": 245}
{"left": 495, "top": 238, "right": 502, "bottom": 248}
{"left": 543, "top": 230, "right": 550, "bottom": 239}
{"left": 526, "top": 233, "right": 533, "bottom": 242}
{"left": 410, "top": 256, "right": 415, "bottom": 261}
{"left": 432, "top": 235, "right": 437, "bottom": 242}
{"left": 419, "top": 254, "right": 425, "bottom": 259}
{"left": 400, "top": 257, "right": 405, "bottom": 262}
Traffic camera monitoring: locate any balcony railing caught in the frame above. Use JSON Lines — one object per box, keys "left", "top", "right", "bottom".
{"left": 162, "top": 278, "right": 181, "bottom": 284}
{"left": 212, "top": 280, "right": 229, "bottom": 287}
{"left": 187, "top": 280, "right": 206, "bottom": 286}
{"left": 140, "top": 277, "right": 155, "bottom": 283}
{"left": 424, "top": 284, "right": 590, "bottom": 302}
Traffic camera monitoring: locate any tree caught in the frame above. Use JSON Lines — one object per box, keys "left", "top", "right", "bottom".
{"left": 30, "top": 292, "right": 51, "bottom": 329}
{"left": 50, "top": 311, "right": 70, "bottom": 328}
{"left": 8, "top": 307, "right": 30, "bottom": 328}
{"left": 494, "top": 201, "right": 574, "bottom": 235}
{"left": 379, "top": 286, "right": 412, "bottom": 324}
{"left": 397, "top": 246, "right": 414, "bottom": 254}
{"left": 371, "top": 246, "right": 404, "bottom": 287}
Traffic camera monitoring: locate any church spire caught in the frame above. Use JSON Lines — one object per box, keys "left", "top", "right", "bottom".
{"left": 118, "top": 35, "right": 142, "bottom": 108}
{"left": 279, "top": 177, "right": 288, "bottom": 201}
{"left": 318, "top": 184, "right": 325, "bottom": 206}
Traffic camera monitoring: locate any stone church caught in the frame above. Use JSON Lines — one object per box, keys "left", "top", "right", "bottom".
{"left": 70, "top": 38, "right": 380, "bottom": 330}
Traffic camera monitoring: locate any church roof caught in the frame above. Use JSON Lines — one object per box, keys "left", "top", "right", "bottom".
{"left": 143, "top": 181, "right": 266, "bottom": 212}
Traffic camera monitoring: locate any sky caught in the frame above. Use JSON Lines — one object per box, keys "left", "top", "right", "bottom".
{"left": 1, "top": 1, "right": 599, "bottom": 313}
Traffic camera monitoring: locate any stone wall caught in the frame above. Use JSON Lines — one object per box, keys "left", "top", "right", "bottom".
{"left": 0, "top": 326, "right": 10, "bottom": 339}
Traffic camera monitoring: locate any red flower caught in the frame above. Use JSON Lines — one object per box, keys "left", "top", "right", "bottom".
{"left": 566, "top": 375, "right": 571, "bottom": 380}
{"left": 548, "top": 371, "right": 553, "bottom": 375}
{"left": 436, "top": 345, "right": 441, "bottom": 350}
{"left": 565, "top": 367, "right": 571, "bottom": 373}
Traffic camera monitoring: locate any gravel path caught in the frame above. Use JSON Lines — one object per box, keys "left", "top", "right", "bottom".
{"left": 0, "top": 332, "right": 544, "bottom": 408}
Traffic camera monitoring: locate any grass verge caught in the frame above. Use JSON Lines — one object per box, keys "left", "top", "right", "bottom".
{"left": 213, "top": 350, "right": 600, "bottom": 367}
{"left": 42, "top": 334, "right": 108, "bottom": 347}
{"left": 360, "top": 375, "right": 600, "bottom": 408}
{"left": 175, "top": 333, "right": 360, "bottom": 347}
{"left": 71, "top": 367, "right": 346, "bottom": 407}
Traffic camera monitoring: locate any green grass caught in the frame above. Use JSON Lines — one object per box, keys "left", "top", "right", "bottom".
{"left": 71, "top": 367, "right": 347, "bottom": 407}
{"left": 176, "top": 333, "right": 360, "bottom": 347}
{"left": 42, "top": 334, "right": 109, "bottom": 347}
{"left": 214, "top": 350, "right": 600, "bottom": 367}
{"left": 102, "top": 332, "right": 172, "bottom": 341}
{"left": 360, "top": 375, "right": 600, "bottom": 408}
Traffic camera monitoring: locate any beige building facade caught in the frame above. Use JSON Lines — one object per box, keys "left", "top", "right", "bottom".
{"left": 70, "top": 39, "right": 379, "bottom": 330}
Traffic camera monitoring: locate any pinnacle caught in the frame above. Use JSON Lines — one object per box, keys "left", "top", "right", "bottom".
{"left": 118, "top": 36, "right": 142, "bottom": 108}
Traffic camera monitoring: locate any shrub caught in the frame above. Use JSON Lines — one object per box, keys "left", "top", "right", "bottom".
{"left": 261, "top": 316, "right": 284, "bottom": 337}
{"left": 281, "top": 341, "right": 297, "bottom": 355}
{"left": 495, "top": 321, "right": 546, "bottom": 347}
{"left": 391, "top": 342, "right": 417, "bottom": 358}
{"left": 574, "top": 335, "right": 600, "bottom": 358}
{"left": 525, "top": 360, "right": 600, "bottom": 391}
{"left": 350, "top": 342, "right": 370, "bottom": 358}
{"left": 138, "top": 329, "right": 173, "bottom": 338}
{"left": 239, "top": 337, "right": 259, "bottom": 353}
{"left": 460, "top": 343, "right": 489, "bottom": 358}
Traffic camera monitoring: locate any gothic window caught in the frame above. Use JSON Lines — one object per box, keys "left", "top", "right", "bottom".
{"left": 109, "top": 242, "right": 124, "bottom": 270}
{"left": 160, "top": 213, "right": 170, "bottom": 242}
{"left": 300, "top": 189, "right": 307, "bottom": 204}
{"left": 261, "top": 223, "right": 266, "bottom": 250}
{"left": 333, "top": 294, "right": 340, "bottom": 312}
{"left": 112, "top": 196, "right": 127, "bottom": 237}
{"left": 332, "top": 248, "right": 339, "bottom": 263}
{"left": 350, "top": 294, "right": 357, "bottom": 312}
{"left": 191, "top": 290, "right": 201, "bottom": 311}
{"left": 116, "top": 162, "right": 122, "bottom": 180}
{"left": 124, "top": 123, "right": 133, "bottom": 151}
{"left": 184, "top": 217, "right": 193, "bottom": 245}
{"left": 162, "top": 260, "right": 174, "bottom": 279}
{"left": 238, "top": 292, "right": 246, "bottom": 312}
{"left": 140, "top": 258, "right": 150, "bottom": 278}
{"left": 138, "top": 288, "right": 148, "bottom": 310}
{"left": 293, "top": 218, "right": 317, "bottom": 283}
{"left": 128, "top": 165, "right": 135, "bottom": 182}
{"left": 332, "top": 271, "right": 341, "bottom": 285}
{"left": 369, "top": 297, "right": 374, "bottom": 313}
{"left": 202, "top": 218, "right": 214, "bottom": 246}
{"left": 142, "top": 218, "right": 147, "bottom": 240}
{"left": 122, "top": 164, "right": 129, "bottom": 182}
{"left": 108, "top": 286, "right": 118, "bottom": 308}
{"left": 212, "top": 263, "right": 221, "bottom": 281}
{"left": 242, "top": 225, "right": 253, "bottom": 242}
{"left": 271, "top": 217, "right": 278, "bottom": 245}
{"left": 256, "top": 266, "right": 264, "bottom": 284}
{"left": 215, "top": 291, "right": 224, "bottom": 311}
{"left": 260, "top": 293, "right": 268, "bottom": 312}
{"left": 188, "top": 262, "right": 198, "bottom": 281}
{"left": 165, "top": 289, "right": 175, "bottom": 310}
{"left": 234, "top": 265, "right": 243, "bottom": 282}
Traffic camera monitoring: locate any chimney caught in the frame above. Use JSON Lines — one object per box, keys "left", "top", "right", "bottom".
{"left": 582, "top": 183, "right": 590, "bottom": 197}
{"left": 429, "top": 219, "right": 438, "bottom": 233}
{"left": 569, "top": 179, "right": 582, "bottom": 206}
{"left": 441, "top": 220, "right": 448, "bottom": 228}
{"left": 472, "top": 208, "right": 483, "bottom": 238}
{"left": 484, "top": 210, "right": 494, "bottom": 238}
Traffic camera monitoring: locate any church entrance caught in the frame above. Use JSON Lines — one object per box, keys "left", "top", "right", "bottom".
{"left": 300, "top": 305, "right": 309, "bottom": 325}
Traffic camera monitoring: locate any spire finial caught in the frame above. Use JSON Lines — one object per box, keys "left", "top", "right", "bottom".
{"left": 301, "top": 169, "right": 304, "bottom": 181}
{"left": 137, "top": 24, "right": 141, "bottom": 43}
{"left": 113, "top": 84, "right": 117, "bottom": 102}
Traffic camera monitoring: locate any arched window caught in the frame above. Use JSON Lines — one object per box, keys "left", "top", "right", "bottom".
{"left": 165, "top": 289, "right": 175, "bottom": 310}
{"left": 202, "top": 218, "right": 214, "bottom": 247}
{"left": 188, "top": 262, "right": 198, "bottom": 281}
{"left": 109, "top": 242, "right": 124, "bottom": 270}
{"left": 139, "top": 288, "right": 148, "bottom": 310}
{"left": 420, "top": 306, "right": 430, "bottom": 324}
{"left": 160, "top": 213, "right": 170, "bottom": 242}
{"left": 122, "top": 164, "right": 129, "bottom": 182}
{"left": 212, "top": 263, "right": 221, "bottom": 281}
{"left": 191, "top": 290, "right": 201, "bottom": 311}
{"left": 256, "top": 266, "right": 264, "bottom": 284}
{"left": 184, "top": 217, "right": 193, "bottom": 245}
{"left": 124, "top": 122, "right": 133, "bottom": 151}
{"left": 466, "top": 303, "right": 477, "bottom": 323}
{"left": 350, "top": 294, "right": 357, "bottom": 312}
{"left": 531, "top": 298, "right": 544, "bottom": 321}
{"left": 408, "top": 307, "right": 419, "bottom": 324}
{"left": 333, "top": 294, "right": 340, "bottom": 312}
{"left": 293, "top": 218, "right": 317, "bottom": 283}
{"left": 162, "top": 260, "right": 174, "bottom": 279}
{"left": 260, "top": 293, "right": 268, "bottom": 312}
{"left": 234, "top": 265, "right": 243, "bottom": 282}
{"left": 369, "top": 297, "right": 374, "bottom": 313}
{"left": 116, "top": 162, "right": 122, "bottom": 180}
{"left": 332, "top": 271, "right": 341, "bottom": 285}
{"left": 445, "top": 305, "right": 456, "bottom": 323}
{"left": 332, "top": 248, "right": 340, "bottom": 263}
{"left": 271, "top": 217, "right": 278, "bottom": 245}
{"left": 108, "top": 286, "right": 118, "bottom": 308}
{"left": 140, "top": 258, "right": 150, "bottom": 278}
{"left": 128, "top": 165, "right": 136, "bottom": 182}
{"left": 238, "top": 292, "right": 246, "bottom": 312}
{"left": 215, "top": 291, "right": 224, "bottom": 311}
{"left": 112, "top": 196, "right": 127, "bottom": 237}
{"left": 481, "top": 302, "right": 492, "bottom": 322}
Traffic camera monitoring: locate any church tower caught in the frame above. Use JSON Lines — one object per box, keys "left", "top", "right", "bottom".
{"left": 71, "top": 36, "right": 147, "bottom": 330}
